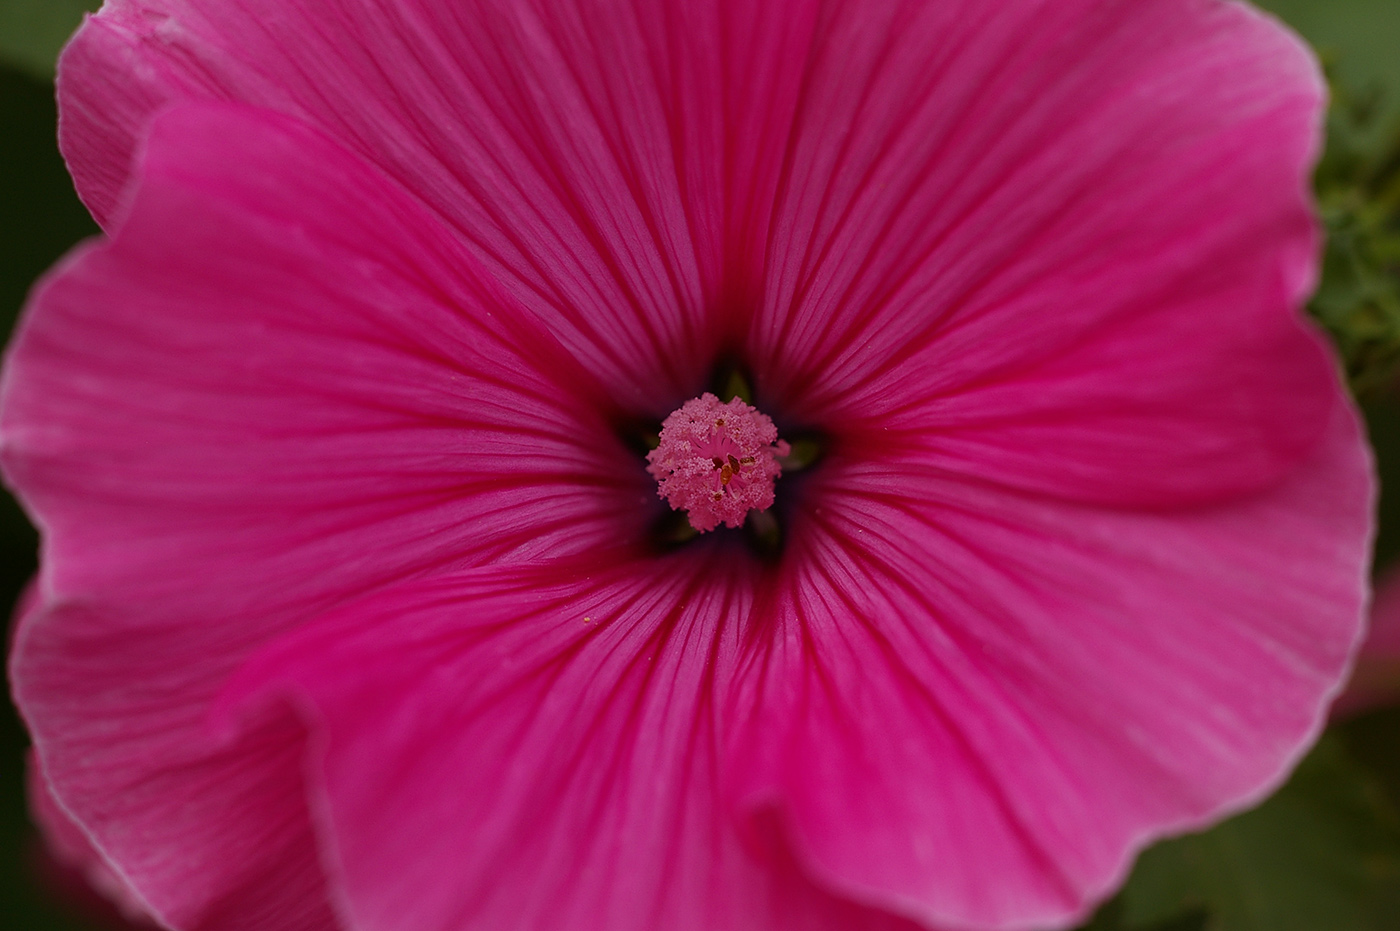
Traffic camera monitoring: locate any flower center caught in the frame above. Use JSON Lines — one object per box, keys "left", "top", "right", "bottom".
{"left": 646, "top": 392, "right": 789, "bottom": 533}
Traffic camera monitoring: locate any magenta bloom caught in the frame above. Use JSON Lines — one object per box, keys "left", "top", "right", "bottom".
{"left": 27, "top": 753, "right": 157, "bottom": 929}
{"left": 2, "top": 0, "right": 1375, "bottom": 929}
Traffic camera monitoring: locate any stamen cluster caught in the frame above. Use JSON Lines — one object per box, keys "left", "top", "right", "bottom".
{"left": 646, "top": 393, "right": 788, "bottom": 532}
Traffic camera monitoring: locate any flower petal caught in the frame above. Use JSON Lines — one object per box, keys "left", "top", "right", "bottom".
{"left": 6, "top": 103, "right": 638, "bottom": 929}
{"left": 18, "top": 632, "right": 333, "bottom": 931}
{"left": 28, "top": 749, "right": 155, "bottom": 924}
{"left": 743, "top": 0, "right": 1330, "bottom": 505}
{"left": 59, "top": 0, "right": 1333, "bottom": 485}
{"left": 6, "top": 101, "right": 635, "bottom": 600}
{"left": 729, "top": 401, "right": 1373, "bottom": 928}
{"left": 58, "top": 0, "right": 821, "bottom": 406}
{"left": 218, "top": 555, "right": 923, "bottom": 931}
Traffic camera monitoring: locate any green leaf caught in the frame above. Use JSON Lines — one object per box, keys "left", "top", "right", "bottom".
{"left": 1336, "top": 706, "right": 1400, "bottom": 819}
{"left": 1308, "top": 76, "right": 1400, "bottom": 397}
{"left": 1258, "top": 0, "right": 1400, "bottom": 117}
{"left": 1250, "top": 1, "right": 1400, "bottom": 396}
{"left": 1078, "top": 898, "right": 1207, "bottom": 931}
{"left": 1079, "top": 735, "right": 1400, "bottom": 931}
{"left": 1361, "top": 397, "right": 1400, "bottom": 569}
{"left": 0, "top": 0, "right": 100, "bottom": 79}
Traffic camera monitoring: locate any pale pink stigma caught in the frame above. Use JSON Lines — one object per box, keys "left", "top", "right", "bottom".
{"left": 646, "top": 393, "right": 789, "bottom": 533}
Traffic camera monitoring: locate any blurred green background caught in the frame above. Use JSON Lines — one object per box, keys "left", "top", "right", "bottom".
{"left": 1, "top": 1, "right": 1399, "bottom": 929}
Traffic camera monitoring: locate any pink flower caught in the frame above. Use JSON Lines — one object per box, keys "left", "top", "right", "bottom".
{"left": 2, "top": 1, "right": 1374, "bottom": 930}
{"left": 27, "top": 752, "right": 158, "bottom": 928}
